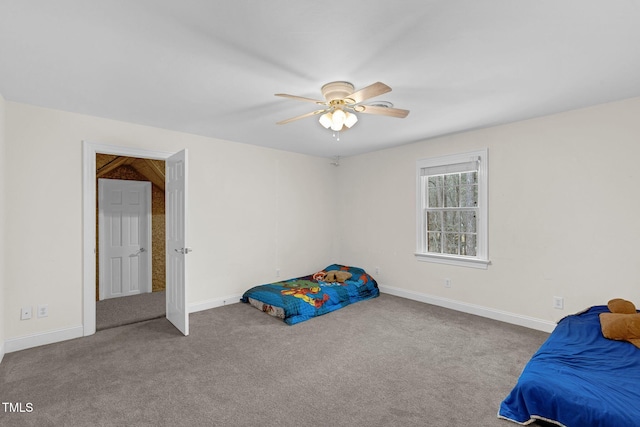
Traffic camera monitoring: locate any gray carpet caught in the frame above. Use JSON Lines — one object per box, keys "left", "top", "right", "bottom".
{"left": 0, "top": 294, "right": 550, "bottom": 427}
{"left": 96, "top": 291, "right": 166, "bottom": 331}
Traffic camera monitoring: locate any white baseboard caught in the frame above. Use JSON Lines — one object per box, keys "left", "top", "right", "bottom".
{"left": 379, "top": 285, "right": 556, "bottom": 333}
{"left": 188, "top": 293, "right": 243, "bottom": 313}
{"left": 1, "top": 290, "right": 553, "bottom": 357}
{"left": 4, "top": 325, "right": 84, "bottom": 354}
{"left": 1, "top": 296, "right": 243, "bottom": 357}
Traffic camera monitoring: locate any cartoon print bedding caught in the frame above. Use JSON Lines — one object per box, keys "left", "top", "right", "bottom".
{"left": 240, "top": 264, "right": 379, "bottom": 325}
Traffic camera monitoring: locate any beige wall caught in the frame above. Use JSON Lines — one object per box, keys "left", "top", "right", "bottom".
{"left": 336, "top": 97, "right": 640, "bottom": 324}
{"left": 0, "top": 93, "right": 5, "bottom": 361}
{"left": 4, "top": 102, "right": 338, "bottom": 341}
{"left": 4, "top": 96, "right": 640, "bottom": 348}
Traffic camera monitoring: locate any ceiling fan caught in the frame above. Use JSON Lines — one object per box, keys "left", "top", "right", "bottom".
{"left": 275, "top": 81, "right": 409, "bottom": 135}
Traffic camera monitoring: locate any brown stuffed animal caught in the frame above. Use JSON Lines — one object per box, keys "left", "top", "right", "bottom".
{"left": 600, "top": 298, "right": 640, "bottom": 349}
{"left": 324, "top": 271, "right": 352, "bottom": 283}
{"left": 608, "top": 298, "right": 637, "bottom": 314}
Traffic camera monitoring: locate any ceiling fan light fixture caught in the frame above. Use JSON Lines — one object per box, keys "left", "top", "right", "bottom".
{"left": 344, "top": 111, "right": 358, "bottom": 128}
{"left": 319, "top": 112, "right": 333, "bottom": 129}
{"left": 330, "top": 109, "right": 346, "bottom": 131}
{"left": 276, "top": 81, "right": 408, "bottom": 138}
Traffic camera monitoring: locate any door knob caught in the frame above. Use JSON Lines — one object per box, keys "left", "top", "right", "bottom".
{"left": 130, "top": 247, "right": 146, "bottom": 257}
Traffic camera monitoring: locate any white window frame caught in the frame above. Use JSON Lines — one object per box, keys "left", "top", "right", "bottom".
{"left": 415, "top": 149, "right": 489, "bottom": 269}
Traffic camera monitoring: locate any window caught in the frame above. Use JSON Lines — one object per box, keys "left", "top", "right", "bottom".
{"left": 415, "top": 149, "right": 489, "bottom": 269}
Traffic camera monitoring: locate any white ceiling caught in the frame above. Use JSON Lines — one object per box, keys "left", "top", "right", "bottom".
{"left": 2, "top": 1, "right": 640, "bottom": 158}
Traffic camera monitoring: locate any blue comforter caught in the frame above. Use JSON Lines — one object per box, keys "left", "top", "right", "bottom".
{"left": 240, "top": 264, "right": 379, "bottom": 325}
{"left": 498, "top": 305, "right": 640, "bottom": 427}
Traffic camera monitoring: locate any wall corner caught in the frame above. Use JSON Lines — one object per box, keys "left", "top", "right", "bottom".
{"left": 0, "top": 92, "right": 6, "bottom": 363}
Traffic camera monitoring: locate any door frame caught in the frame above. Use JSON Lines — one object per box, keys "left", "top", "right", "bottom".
{"left": 82, "top": 141, "right": 178, "bottom": 336}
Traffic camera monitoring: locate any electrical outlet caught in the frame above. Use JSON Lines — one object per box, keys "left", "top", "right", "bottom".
{"left": 444, "top": 278, "right": 451, "bottom": 288}
{"left": 276, "top": 268, "right": 280, "bottom": 278}
{"left": 37, "top": 304, "right": 49, "bottom": 318}
{"left": 553, "top": 296, "right": 564, "bottom": 309}
{"left": 375, "top": 266, "right": 380, "bottom": 275}
{"left": 21, "top": 306, "right": 32, "bottom": 320}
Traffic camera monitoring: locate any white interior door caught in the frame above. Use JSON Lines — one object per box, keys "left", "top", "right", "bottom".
{"left": 166, "top": 149, "right": 189, "bottom": 336}
{"left": 98, "top": 179, "right": 152, "bottom": 300}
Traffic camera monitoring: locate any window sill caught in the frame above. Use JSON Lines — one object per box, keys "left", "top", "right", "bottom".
{"left": 414, "top": 252, "right": 490, "bottom": 269}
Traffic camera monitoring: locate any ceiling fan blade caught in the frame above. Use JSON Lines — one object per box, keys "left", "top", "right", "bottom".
{"left": 358, "top": 104, "right": 410, "bottom": 118}
{"left": 275, "top": 93, "right": 326, "bottom": 105}
{"left": 276, "top": 109, "right": 327, "bottom": 125}
{"left": 346, "top": 82, "right": 392, "bottom": 104}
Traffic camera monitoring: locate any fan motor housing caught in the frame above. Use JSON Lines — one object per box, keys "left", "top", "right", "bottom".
{"left": 321, "top": 81, "right": 355, "bottom": 102}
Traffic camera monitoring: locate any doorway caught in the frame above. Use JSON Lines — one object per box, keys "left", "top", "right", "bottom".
{"left": 82, "top": 141, "right": 189, "bottom": 336}
{"left": 96, "top": 156, "right": 164, "bottom": 300}
{"left": 96, "top": 165, "right": 158, "bottom": 330}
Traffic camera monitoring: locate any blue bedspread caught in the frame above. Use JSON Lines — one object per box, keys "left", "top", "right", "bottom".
{"left": 498, "top": 305, "right": 640, "bottom": 427}
{"left": 240, "top": 264, "right": 379, "bottom": 325}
